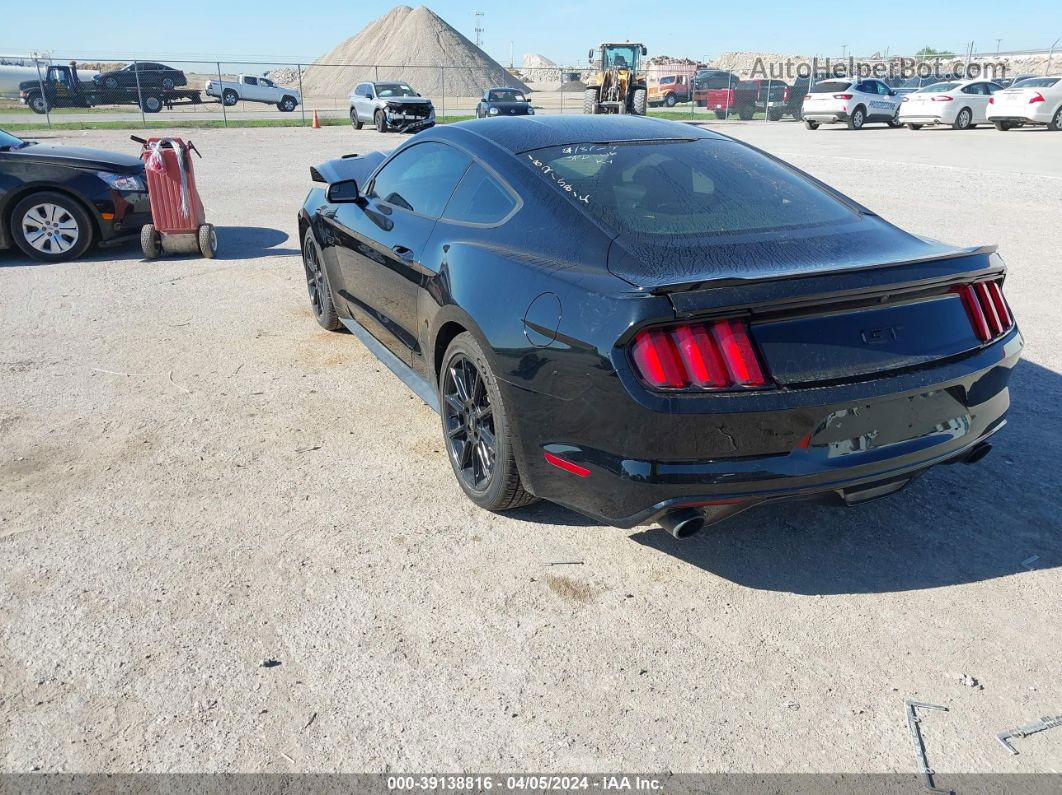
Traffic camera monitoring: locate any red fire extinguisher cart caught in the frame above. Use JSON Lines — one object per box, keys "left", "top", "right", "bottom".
{"left": 133, "top": 135, "right": 217, "bottom": 259}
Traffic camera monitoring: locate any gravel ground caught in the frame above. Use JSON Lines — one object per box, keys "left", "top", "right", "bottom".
{"left": 1, "top": 121, "right": 1060, "bottom": 775}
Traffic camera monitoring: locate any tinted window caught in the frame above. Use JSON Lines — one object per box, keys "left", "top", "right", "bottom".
{"left": 370, "top": 142, "right": 470, "bottom": 217}
{"left": 443, "top": 162, "right": 517, "bottom": 225}
{"left": 244, "top": 77, "right": 258, "bottom": 86}
{"left": 524, "top": 140, "right": 857, "bottom": 237}
{"left": 1012, "top": 77, "right": 1059, "bottom": 88}
{"left": 488, "top": 89, "right": 526, "bottom": 102}
{"left": 918, "top": 82, "right": 959, "bottom": 93}
{"left": 811, "top": 80, "right": 851, "bottom": 93}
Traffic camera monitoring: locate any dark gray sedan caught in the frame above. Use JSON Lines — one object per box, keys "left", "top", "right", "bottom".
{"left": 475, "top": 88, "right": 534, "bottom": 118}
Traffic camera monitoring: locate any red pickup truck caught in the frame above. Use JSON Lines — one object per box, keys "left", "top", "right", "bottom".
{"left": 705, "top": 79, "right": 789, "bottom": 119}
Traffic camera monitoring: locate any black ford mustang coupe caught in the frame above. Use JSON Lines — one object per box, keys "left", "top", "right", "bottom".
{"left": 298, "top": 116, "right": 1020, "bottom": 537}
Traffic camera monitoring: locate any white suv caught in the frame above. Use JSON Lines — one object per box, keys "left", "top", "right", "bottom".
{"left": 802, "top": 78, "right": 903, "bottom": 130}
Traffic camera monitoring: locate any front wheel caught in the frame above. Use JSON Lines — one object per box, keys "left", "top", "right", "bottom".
{"left": 663, "top": 92, "right": 677, "bottom": 108}
{"left": 631, "top": 87, "right": 647, "bottom": 116}
{"left": 27, "top": 93, "right": 48, "bottom": 114}
{"left": 374, "top": 110, "right": 387, "bottom": 132}
{"left": 10, "top": 192, "right": 94, "bottom": 263}
{"left": 440, "top": 333, "right": 537, "bottom": 512}
{"left": 302, "top": 231, "right": 341, "bottom": 331}
{"left": 583, "top": 87, "right": 599, "bottom": 114}
{"left": 104, "top": 77, "right": 119, "bottom": 90}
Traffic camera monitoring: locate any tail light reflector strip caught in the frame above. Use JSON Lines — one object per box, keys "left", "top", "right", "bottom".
{"left": 953, "top": 280, "right": 1013, "bottom": 342}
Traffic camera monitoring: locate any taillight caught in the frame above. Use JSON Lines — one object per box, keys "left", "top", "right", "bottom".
{"left": 952, "top": 280, "right": 1014, "bottom": 342}
{"left": 630, "top": 319, "right": 768, "bottom": 390}
{"left": 1029, "top": 92, "right": 1045, "bottom": 104}
{"left": 833, "top": 93, "right": 853, "bottom": 100}
{"left": 988, "top": 96, "right": 994, "bottom": 104}
{"left": 932, "top": 95, "right": 954, "bottom": 102}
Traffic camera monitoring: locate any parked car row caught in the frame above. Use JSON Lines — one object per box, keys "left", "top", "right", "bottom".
{"left": 803, "top": 75, "right": 1062, "bottom": 131}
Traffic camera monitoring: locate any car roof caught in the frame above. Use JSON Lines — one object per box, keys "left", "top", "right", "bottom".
{"left": 447, "top": 115, "right": 726, "bottom": 154}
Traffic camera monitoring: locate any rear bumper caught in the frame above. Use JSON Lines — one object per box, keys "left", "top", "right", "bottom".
{"left": 803, "top": 110, "right": 850, "bottom": 123}
{"left": 988, "top": 107, "right": 1054, "bottom": 124}
{"left": 505, "top": 331, "right": 1022, "bottom": 528}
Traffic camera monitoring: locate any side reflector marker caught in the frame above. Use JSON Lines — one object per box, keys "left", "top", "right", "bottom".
{"left": 544, "top": 452, "right": 591, "bottom": 478}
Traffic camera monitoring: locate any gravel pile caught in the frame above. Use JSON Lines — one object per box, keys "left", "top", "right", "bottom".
{"left": 300, "top": 5, "right": 529, "bottom": 100}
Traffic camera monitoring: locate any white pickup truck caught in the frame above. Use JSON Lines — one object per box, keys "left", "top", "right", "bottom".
{"left": 204, "top": 74, "right": 301, "bottom": 112}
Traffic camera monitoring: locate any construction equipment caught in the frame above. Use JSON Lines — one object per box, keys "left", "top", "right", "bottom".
{"left": 583, "top": 42, "right": 648, "bottom": 115}
{"left": 132, "top": 136, "right": 217, "bottom": 259}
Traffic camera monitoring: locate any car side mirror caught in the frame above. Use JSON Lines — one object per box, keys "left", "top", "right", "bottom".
{"left": 327, "top": 179, "right": 361, "bottom": 203}
{"left": 888, "top": 90, "right": 897, "bottom": 96}
{"left": 641, "top": 46, "right": 648, "bottom": 56}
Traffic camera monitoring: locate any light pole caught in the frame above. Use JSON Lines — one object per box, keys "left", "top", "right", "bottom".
{"left": 841, "top": 44, "right": 848, "bottom": 60}
{"left": 996, "top": 38, "right": 1002, "bottom": 56}
{"left": 1048, "top": 37, "right": 1061, "bottom": 76}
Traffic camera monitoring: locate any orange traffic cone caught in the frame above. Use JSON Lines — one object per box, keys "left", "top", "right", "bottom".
{"left": 312, "top": 110, "right": 321, "bottom": 129}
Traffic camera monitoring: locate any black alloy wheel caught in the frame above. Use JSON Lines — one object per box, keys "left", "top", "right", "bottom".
{"left": 443, "top": 353, "right": 496, "bottom": 492}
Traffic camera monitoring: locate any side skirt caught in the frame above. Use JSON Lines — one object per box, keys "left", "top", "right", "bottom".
{"left": 339, "top": 317, "right": 441, "bottom": 414}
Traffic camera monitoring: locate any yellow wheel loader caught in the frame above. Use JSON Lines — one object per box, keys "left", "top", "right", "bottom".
{"left": 583, "top": 42, "right": 649, "bottom": 115}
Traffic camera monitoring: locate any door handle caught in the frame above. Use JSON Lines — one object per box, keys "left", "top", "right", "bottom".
{"left": 392, "top": 244, "right": 414, "bottom": 262}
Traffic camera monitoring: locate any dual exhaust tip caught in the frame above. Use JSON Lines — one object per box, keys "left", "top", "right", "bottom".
{"left": 659, "top": 442, "right": 995, "bottom": 539}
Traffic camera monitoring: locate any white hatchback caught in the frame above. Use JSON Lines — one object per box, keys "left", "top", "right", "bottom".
{"left": 986, "top": 76, "right": 1062, "bottom": 130}
{"left": 898, "top": 79, "right": 1003, "bottom": 130}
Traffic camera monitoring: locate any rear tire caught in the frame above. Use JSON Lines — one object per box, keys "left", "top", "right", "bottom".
{"left": 141, "top": 95, "right": 163, "bottom": 113}
{"left": 440, "top": 332, "right": 537, "bottom": 512}
{"left": 953, "top": 107, "right": 973, "bottom": 130}
{"left": 738, "top": 105, "right": 753, "bottom": 120}
{"left": 847, "top": 106, "right": 865, "bottom": 129}
{"left": 714, "top": 110, "right": 726, "bottom": 120}
{"left": 277, "top": 96, "right": 297, "bottom": 112}
{"left": 222, "top": 89, "right": 238, "bottom": 107}
{"left": 631, "top": 87, "right": 647, "bottom": 116}
{"left": 583, "top": 87, "right": 599, "bottom": 114}
{"left": 350, "top": 107, "right": 363, "bottom": 129}
{"left": 906, "top": 122, "right": 923, "bottom": 130}
{"left": 161, "top": 77, "right": 176, "bottom": 91}
{"left": 10, "top": 192, "right": 94, "bottom": 263}
{"left": 1048, "top": 106, "right": 1062, "bottom": 131}
{"left": 804, "top": 119, "right": 819, "bottom": 130}
{"left": 993, "top": 120, "right": 1012, "bottom": 131}
{"left": 140, "top": 224, "right": 161, "bottom": 259}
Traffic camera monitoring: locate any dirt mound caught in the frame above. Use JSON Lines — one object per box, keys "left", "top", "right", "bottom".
{"left": 300, "top": 5, "right": 529, "bottom": 99}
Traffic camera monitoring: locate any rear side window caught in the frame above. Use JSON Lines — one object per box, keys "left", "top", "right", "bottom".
{"left": 524, "top": 139, "right": 857, "bottom": 237}
{"left": 442, "top": 162, "right": 518, "bottom": 225}
{"left": 370, "top": 142, "right": 471, "bottom": 218}
{"left": 811, "top": 81, "right": 851, "bottom": 93}
{"left": 1012, "top": 77, "right": 1059, "bottom": 88}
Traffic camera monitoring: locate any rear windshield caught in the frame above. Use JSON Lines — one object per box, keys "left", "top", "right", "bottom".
{"left": 810, "top": 81, "right": 851, "bottom": 93}
{"left": 1011, "top": 77, "right": 1059, "bottom": 88}
{"left": 523, "top": 139, "right": 858, "bottom": 237}
{"left": 377, "top": 83, "right": 417, "bottom": 97}
{"left": 916, "top": 82, "right": 959, "bottom": 92}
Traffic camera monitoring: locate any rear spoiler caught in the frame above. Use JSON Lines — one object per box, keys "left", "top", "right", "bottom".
{"left": 310, "top": 150, "right": 388, "bottom": 184}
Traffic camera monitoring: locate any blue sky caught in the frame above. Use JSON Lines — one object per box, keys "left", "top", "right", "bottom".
{"left": 3, "top": 0, "right": 1060, "bottom": 66}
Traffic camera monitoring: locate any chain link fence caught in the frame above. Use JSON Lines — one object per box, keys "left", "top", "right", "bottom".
{"left": 3, "top": 51, "right": 1059, "bottom": 129}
